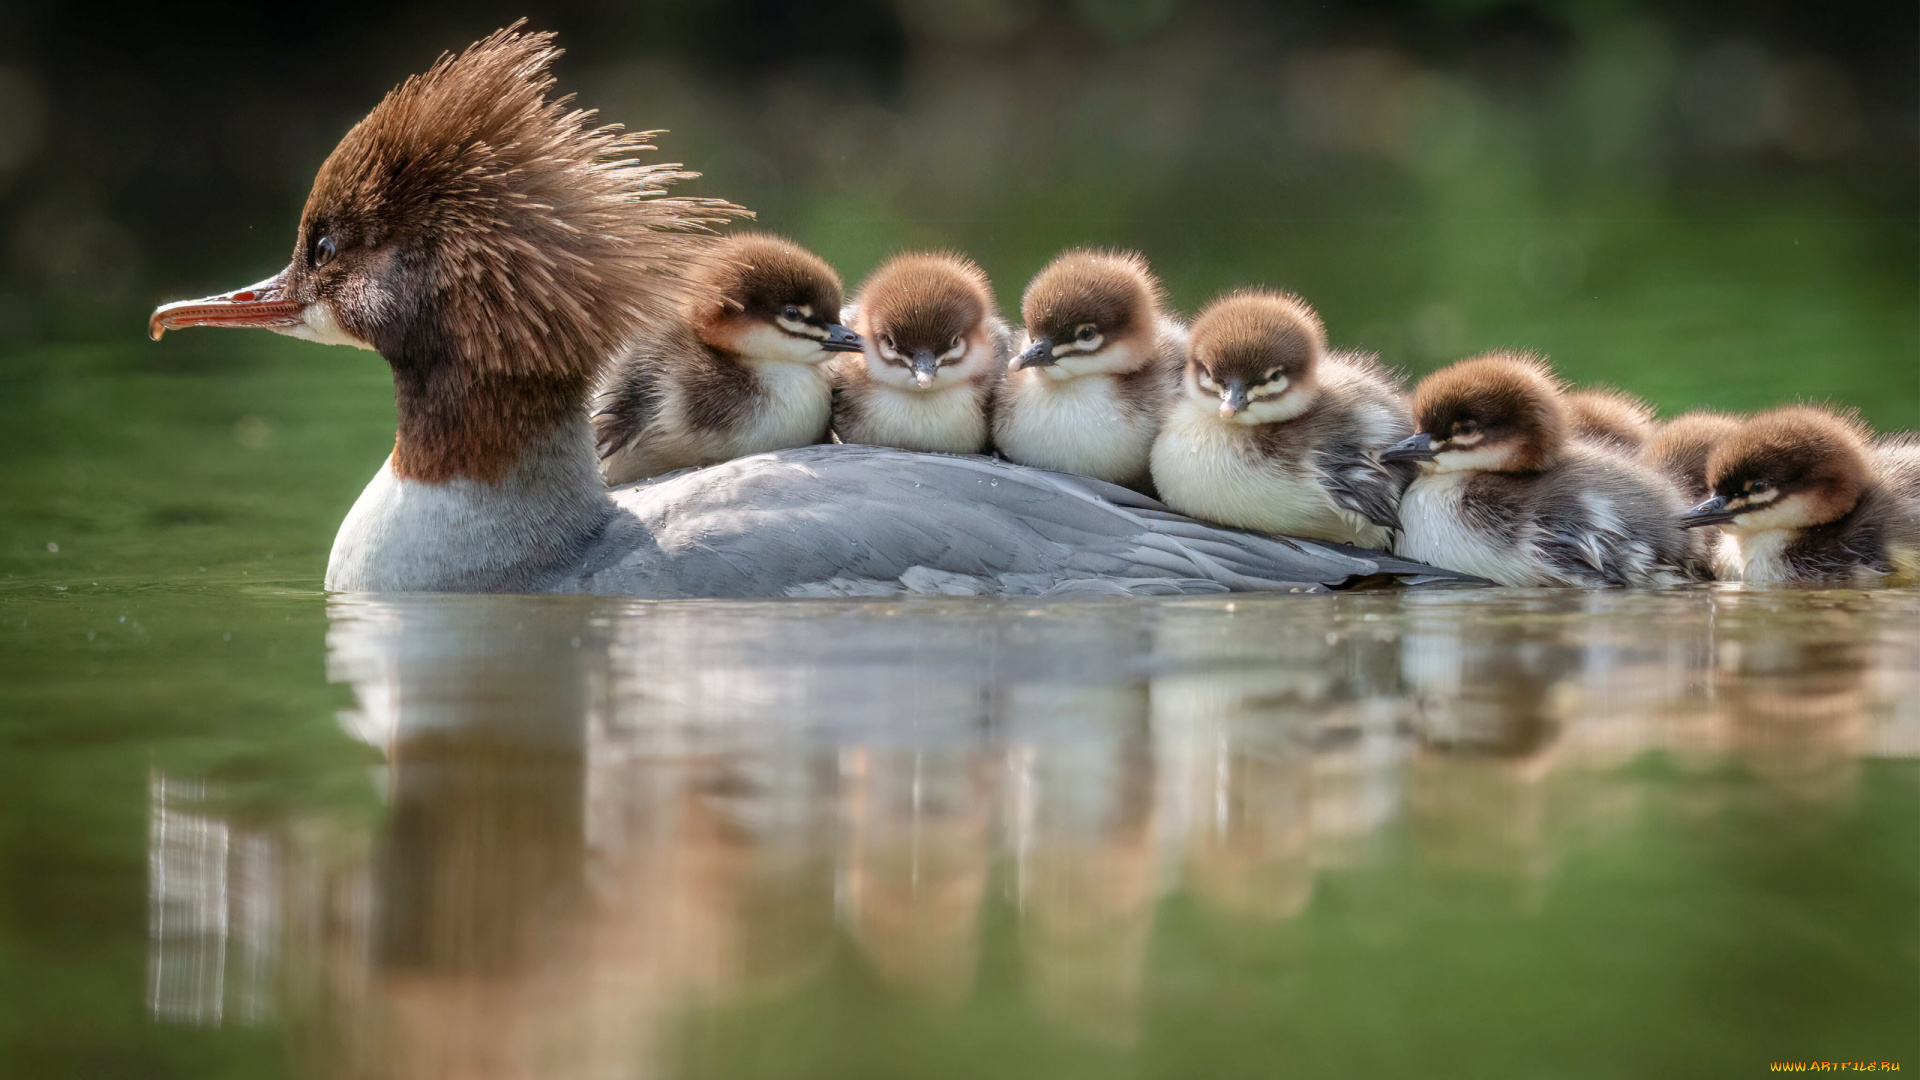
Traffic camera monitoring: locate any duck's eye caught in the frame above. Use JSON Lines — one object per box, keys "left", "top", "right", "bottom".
{"left": 1075, "top": 324, "right": 1097, "bottom": 342}
{"left": 1750, "top": 480, "right": 1771, "bottom": 494}
{"left": 1456, "top": 420, "right": 1480, "bottom": 435}
{"left": 311, "top": 235, "right": 337, "bottom": 269}
{"left": 881, "top": 334, "right": 895, "bottom": 350}
{"left": 781, "top": 306, "right": 801, "bottom": 322}
{"left": 948, "top": 338, "right": 962, "bottom": 352}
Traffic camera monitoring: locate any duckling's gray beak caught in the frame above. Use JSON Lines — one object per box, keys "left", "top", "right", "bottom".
{"left": 1381, "top": 432, "right": 1437, "bottom": 464}
{"left": 912, "top": 349, "right": 938, "bottom": 388}
{"left": 1678, "top": 494, "right": 1738, "bottom": 528}
{"left": 822, "top": 323, "right": 865, "bottom": 353}
{"left": 148, "top": 269, "right": 304, "bottom": 340}
{"left": 1218, "top": 380, "right": 1249, "bottom": 418}
{"left": 1012, "top": 337, "right": 1054, "bottom": 371}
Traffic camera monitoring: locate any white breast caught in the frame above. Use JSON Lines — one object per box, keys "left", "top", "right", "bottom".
{"left": 995, "top": 374, "right": 1157, "bottom": 485}
{"left": 730, "top": 361, "right": 833, "bottom": 457}
{"left": 1394, "top": 472, "right": 1550, "bottom": 585}
{"left": 1149, "top": 404, "right": 1388, "bottom": 548}
{"left": 840, "top": 384, "right": 988, "bottom": 454}
{"left": 1724, "top": 530, "right": 1794, "bottom": 583}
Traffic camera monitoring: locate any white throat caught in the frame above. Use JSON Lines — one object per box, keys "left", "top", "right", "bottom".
{"left": 326, "top": 415, "right": 614, "bottom": 593}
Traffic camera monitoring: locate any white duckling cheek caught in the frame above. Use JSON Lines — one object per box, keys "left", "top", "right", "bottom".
{"left": 1721, "top": 490, "right": 1805, "bottom": 535}
{"left": 861, "top": 346, "right": 922, "bottom": 390}
{"left": 1047, "top": 340, "right": 1139, "bottom": 381}
{"left": 1236, "top": 380, "right": 1313, "bottom": 425}
{"left": 279, "top": 300, "right": 375, "bottom": 350}
{"left": 1429, "top": 442, "right": 1514, "bottom": 473}
{"left": 731, "top": 322, "right": 833, "bottom": 365}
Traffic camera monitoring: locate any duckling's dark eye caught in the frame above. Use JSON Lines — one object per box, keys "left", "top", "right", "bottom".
{"left": 1456, "top": 420, "right": 1480, "bottom": 435}
{"left": 881, "top": 334, "right": 895, "bottom": 350}
{"left": 781, "top": 305, "right": 801, "bottom": 322}
{"left": 1750, "top": 480, "right": 1771, "bottom": 494}
{"left": 1075, "top": 324, "right": 1097, "bottom": 342}
{"left": 948, "top": 337, "right": 962, "bottom": 352}
{"left": 311, "top": 235, "right": 337, "bottom": 269}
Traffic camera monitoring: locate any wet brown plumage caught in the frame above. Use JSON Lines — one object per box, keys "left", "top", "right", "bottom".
{"left": 1565, "top": 387, "right": 1657, "bottom": 454}
{"left": 1704, "top": 407, "right": 1872, "bottom": 530}
{"left": 290, "top": 24, "right": 746, "bottom": 481}
{"left": 1645, "top": 410, "right": 1743, "bottom": 503}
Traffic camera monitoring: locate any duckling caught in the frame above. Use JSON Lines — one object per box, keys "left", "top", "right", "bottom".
{"left": 831, "top": 253, "right": 1012, "bottom": 454}
{"left": 149, "top": 27, "right": 1459, "bottom": 597}
{"left": 1644, "top": 410, "right": 1743, "bottom": 503}
{"left": 1678, "top": 406, "right": 1920, "bottom": 584}
{"left": 1147, "top": 290, "right": 1410, "bottom": 549}
{"left": 1381, "top": 352, "right": 1705, "bottom": 587}
{"left": 592, "top": 232, "right": 863, "bottom": 484}
{"left": 1564, "top": 387, "right": 1657, "bottom": 455}
{"left": 991, "top": 250, "right": 1184, "bottom": 489}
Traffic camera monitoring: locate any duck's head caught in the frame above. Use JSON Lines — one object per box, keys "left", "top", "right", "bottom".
{"left": 1012, "top": 249, "right": 1163, "bottom": 380}
{"left": 1646, "top": 410, "right": 1743, "bottom": 503}
{"left": 1184, "top": 290, "right": 1323, "bottom": 424}
{"left": 688, "top": 233, "right": 862, "bottom": 365}
{"left": 149, "top": 25, "right": 744, "bottom": 479}
{"left": 848, "top": 253, "right": 999, "bottom": 391}
{"left": 1564, "top": 387, "right": 1657, "bottom": 453}
{"left": 1384, "top": 352, "right": 1567, "bottom": 473}
{"left": 1680, "top": 406, "right": 1870, "bottom": 535}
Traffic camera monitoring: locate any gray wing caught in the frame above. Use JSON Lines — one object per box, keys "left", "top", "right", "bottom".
{"left": 1317, "top": 441, "right": 1407, "bottom": 530}
{"left": 573, "top": 445, "right": 1470, "bottom": 599}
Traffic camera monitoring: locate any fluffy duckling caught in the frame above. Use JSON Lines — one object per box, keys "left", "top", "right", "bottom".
{"left": 1565, "top": 387, "right": 1657, "bottom": 454}
{"left": 1644, "top": 410, "right": 1743, "bottom": 504}
{"left": 1679, "top": 406, "right": 1920, "bottom": 584}
{"left": 992, "top": 250, "right": 1184, "bottom": 489}
{"left": 1382, "top": 352, "right": 1705, "bottom": 587}
{"left": 593, "top": 232, "right": 863, "bottom": 484}
{"left": 1148, "top": 290, "right": 1410, "bottom": 548}
{"left": 831, "top": 253, "right": 1012, "bottom": 454}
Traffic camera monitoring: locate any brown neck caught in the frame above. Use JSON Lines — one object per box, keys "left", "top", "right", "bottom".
{"left": 391, "top": 366, "right": 588, "bottom": 484}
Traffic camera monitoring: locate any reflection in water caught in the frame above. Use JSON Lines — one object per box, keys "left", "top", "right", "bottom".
{"left": 146, "top": 588, "right": 1920, "bottom": 1075}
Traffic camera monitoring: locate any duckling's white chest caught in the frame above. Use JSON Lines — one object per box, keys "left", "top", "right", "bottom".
{"left": 994, "top": 374, "right": 1156, "bottom": 485}
{"left": 1723, "top": 529, "right": 1794, "bottom": 583}
{"left": 733, "top": 361, "right": 832, "bottom": 456}
{"left": 1394, "top": 472, "right": 1546, "bottom": 585}
{"left": 1149, "top": 406, "right": 1384, "bottom": 546}
{"left": 839, "top": 384, "right": 988, "bottom": 454}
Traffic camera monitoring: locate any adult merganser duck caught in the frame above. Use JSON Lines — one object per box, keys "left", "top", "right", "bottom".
{"left": 148, "top": 27, "right": 1456, "bottom": 597}
{"left": 1382, "top": 352, "right": 1706, "bottom": 587}
{"left": 1645, "top": 410, "right": 1742, "bottom": 504}
{"left": 1679, "top": 406, "right": 1920, "bottom": 584}
{"left": 592, "top": 232, "right": 863, "bottom": 484}
{"left": 1149, "top": 290, "right": 1411, "bottom": 549}
{"left": 992, "top": 249, "right": 1185, "bottom": 490}
{"left": 830, "top": 252, "right": 1011, "bottom": 454}
{"left": 1563, "top": 387, "right": 1657, "bottom": 455}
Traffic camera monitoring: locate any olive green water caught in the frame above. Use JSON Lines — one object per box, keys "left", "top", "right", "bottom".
{"left": 2, "top": 199, "right": 1918, "bottom": 1079}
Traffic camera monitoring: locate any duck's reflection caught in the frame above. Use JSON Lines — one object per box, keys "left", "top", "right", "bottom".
{"left": 144, "top": 588, "right": 1920, "bottom": 1075}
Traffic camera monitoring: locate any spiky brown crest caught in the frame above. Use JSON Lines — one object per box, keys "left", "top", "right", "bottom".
{"left": 688, "top": 232, "right": 845, "bottom": 326}
{"left": 1187, "top": 290, "right": 1325, "bottom": 384}
{"left": 1706, "top": 406, "right": 1871, "bottom": 524}
{"left": 1565, "top": 387, "right": 1657, "bottom": 452}
{"left": 1646, "top": 410, "right": 1742, "bottom": 500}
{"left": 1020, "top": 249, "right": 1162, "bottom": 341}
{"left": 853, "top": 253, "right": 996, "bottom": 350}
{"left": 1412, "top": 352, "right": 1568, "bottom": 471}
{"left": 293, "top": 24, "right": 746, "bottom": 385}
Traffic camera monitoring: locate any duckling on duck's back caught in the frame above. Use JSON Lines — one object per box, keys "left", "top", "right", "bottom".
{"left": 832, "top": 253, "right": 1011, "bottom": 455}
{"left": 149, "top": 26, "right": 1452, "bottom": 598}
{"left": 1149, "top": 290, "right": 1410, "bottom": 549}
{"left": 1680, "top": 406, "right": 1920, "bottom": 584}
{"left": 1384, "top": 353, "right": 1706, "bottom": 588}
{"left": 993, "top": 249, "right": 1185, "bottom": 489}
{"left": 593, "top": 232, "right": 863, "bottom": 484}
